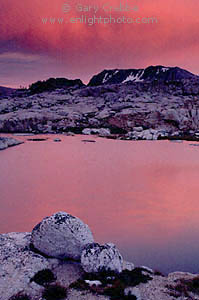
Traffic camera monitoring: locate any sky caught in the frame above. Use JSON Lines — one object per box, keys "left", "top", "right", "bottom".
{"left": 0, "top": 0, "right": 199, "bottom": 88}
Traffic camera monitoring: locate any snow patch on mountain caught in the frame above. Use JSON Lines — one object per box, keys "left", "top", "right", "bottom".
{"left": 123, "top": 70, "right": 144, "bottom": 83}
{"left": 162, "top": 67, "right": 169, "bottom": 72}
{"left": 102, "top": 73, "right": 110, "bottom": 83}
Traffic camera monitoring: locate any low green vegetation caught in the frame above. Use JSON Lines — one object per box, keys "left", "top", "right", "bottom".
{"left": 9, "top": 293, "right": 30, "bottom": 300}
{"left": 42, "top": 284, "right": 67, "bottom": 300}
{"left": 30, "top": 269, "right": 56, "bottom": 286}
{"left": 70, "top": 267, "right": 153, "bottom": 300}
{"left": 166, "top": 275, "right": 199, "bottom": 298}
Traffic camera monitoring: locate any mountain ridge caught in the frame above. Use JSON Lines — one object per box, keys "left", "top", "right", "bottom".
{"left": 0, "top": 66, "right": 199, "bottom": 140}
{"left": 88, "top": 65, "right": 199, "bottom": 86}
{"left": 0, "top": 86, "right": 16, "bottom": 97}
{"left": 0, "top": 65, "right": 198, "bottom": 92}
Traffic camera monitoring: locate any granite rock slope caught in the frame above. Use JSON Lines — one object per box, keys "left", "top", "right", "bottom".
{"left": 0, "top": 68, "right": 199, "bottom": 140}
{"left": 1, "top": 212, "right": 199, "bottom": 300}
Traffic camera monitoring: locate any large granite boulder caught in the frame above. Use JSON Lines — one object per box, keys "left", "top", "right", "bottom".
{"left": 81, "top": 243, "right": 123, "bottom": 273}
{"left": 31, "top": 212, "right": 94, "bottom": 260}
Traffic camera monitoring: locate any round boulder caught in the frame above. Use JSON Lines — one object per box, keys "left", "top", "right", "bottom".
{"left": 124, "top": 287, "right": 141, "bottom": 300}
{"left": 81, "top": 243, "right": 123, "bottom": 273}
{"left": 31, "top": 212, "right": 94, "bottom": 260}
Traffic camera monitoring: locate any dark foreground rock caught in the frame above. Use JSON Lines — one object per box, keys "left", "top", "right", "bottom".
{"left": 1, "top": 211, "right": 199, "bottom": 300}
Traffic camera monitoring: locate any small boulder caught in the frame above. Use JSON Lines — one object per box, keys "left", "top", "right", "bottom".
{"left": 98, "top": 128, "right": 111, "bottom": 137}
{"left": 81, "top": 243, "right": 123, "bottom": 273}
{"left": 142, "top": 129, "right": 153, "bottom": 140}
{"left": 66, "top": 132, "right": 75, "bottom": 136}
{"left": 82, "top": 128, "right": 92, "bottom": 135}
{"left": 124, "top": 287, "right": 141, "bottom": 300}
{"left": 82, "top": 128, "right": 110, "bottom": 137}
{"left": 123, "top": 261, "right": 135, "bottom": 272}
{"left": 31, "top": 212, "right": 94, "bottom": 260}
{"left": 0, "top": 138, "right": 8, "bottom": 150}
{"left": 133, "top": 126, "right": 143, "bottom": 132}
{"left": 85, "top": 280, "right": 102, "bottom": 287}
{"left": 140, "top": 266, "right": 154, "bottom": 274}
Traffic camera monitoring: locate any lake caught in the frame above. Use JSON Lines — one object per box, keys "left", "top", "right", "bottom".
{"left": 1, "top": 134, "right": 199, "bottom": 274}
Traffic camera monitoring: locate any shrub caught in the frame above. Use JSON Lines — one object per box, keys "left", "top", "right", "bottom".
{"left": 30, "top": 269, "right": 56, "bottom": 286}
{"left": 119, "top": 268, "right": 152, "bottom": 287}
{"left": 166, "top": 276, "right": 199, "bottom": 298}
{"left": 166, "top": 283, "right": 190, "bottom": 298}
{"left": 9, "top": 293, "right": 30, "bottom": 300}
{"left": 42, "top": 284, "right": 67, "bottom": 300}
{"left": 153, "top": 269, "right": 165, "bottom": 276}
{"left": 82, "top": 268, "right": 117, "bottom": 285}
{"left": 70, "top": 267, "right": 152, "bottom": 300}
{"left": 186, "top": 275, "right": 199, "bottom": 294}
{"left": 69, "top": 279, "right": 90, "bottom": 291}
{"left": 29, "top": 78, "right": 83, "bottom": 94}
{"left": 123, "top": 295, "right": 137, "bottom": 300}
{"left": 103, "top": 278, "right": 125, "bottom": 299}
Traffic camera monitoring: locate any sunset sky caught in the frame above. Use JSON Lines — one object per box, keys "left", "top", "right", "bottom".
{"left": 0, "top": 0, "right": 199, "bottom": 88}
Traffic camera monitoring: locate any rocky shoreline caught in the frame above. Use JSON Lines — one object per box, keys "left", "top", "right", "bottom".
{"left": 0, "top": 136, "right": 23, "bottom": 150}
{"left": 1, "top": 212, "right": 199, "bottom": 300}
{"left": 0, "top": 71, "right": 199, "bottom": 143}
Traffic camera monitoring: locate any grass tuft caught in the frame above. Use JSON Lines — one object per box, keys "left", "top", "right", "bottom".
{"left": 166, "top": 275, "right": 199, "bottom": 299}
{"left": 69, "top": 267, "right": 152, "bottom": 300}
{"left": 42, "top": 284, "right": 67, "bottom": 300}
{"left": 30, "top": 269, "right": 56, "bottom": 286}
{"left": 9, "top": 293, "right": 30, "bottom": 300}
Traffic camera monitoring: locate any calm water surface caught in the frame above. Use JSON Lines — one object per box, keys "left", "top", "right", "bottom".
{"left": 1, "top": 134, "right": 199, "bottom": 274}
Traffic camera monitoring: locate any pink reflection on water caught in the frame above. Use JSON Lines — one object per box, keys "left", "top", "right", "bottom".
{"left": 1, "top": 134, "right": 199, "bottom": 273}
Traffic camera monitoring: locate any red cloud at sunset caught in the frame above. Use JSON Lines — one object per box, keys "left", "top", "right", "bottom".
{"left": 0, "top": 0, "right": 199, "bottom": 87}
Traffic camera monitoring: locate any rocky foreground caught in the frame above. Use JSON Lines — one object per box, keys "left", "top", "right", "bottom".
{"left": 0, "top": 66, "right": 199, "bottom": 142}
{"left": 1, "top": 211, "right": 199, "bottom": 300}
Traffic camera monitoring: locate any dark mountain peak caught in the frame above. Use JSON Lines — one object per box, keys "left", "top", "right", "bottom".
{"left": 29, "top": 77, "right": 85, "bottom": 94}
{"left": 88, "top": 65, "right": 198, "bottom": 86}
{"left": 0, "top": 86, "right": 16, "bottom": 99}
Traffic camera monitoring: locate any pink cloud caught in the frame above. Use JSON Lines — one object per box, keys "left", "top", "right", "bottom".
{"left": 0, "top": 0, "right": 198, "bottom": 87}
